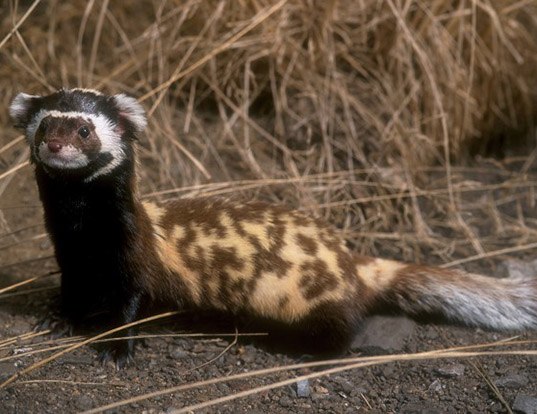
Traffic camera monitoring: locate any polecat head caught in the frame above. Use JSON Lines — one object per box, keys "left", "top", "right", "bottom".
{"left": 9, "top": 88, "right": 147, "bottom": 181}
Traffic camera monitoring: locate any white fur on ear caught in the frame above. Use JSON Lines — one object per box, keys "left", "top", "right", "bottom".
{"left": 9, "top": 92, "right": 40, "bottom": 125}
{"left": 114, "top": 94, "right": 147, "bottom": 133}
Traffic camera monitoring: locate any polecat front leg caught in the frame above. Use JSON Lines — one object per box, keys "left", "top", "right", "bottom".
{"left": 97, "top": 290, "right": 144, "bottom": 369}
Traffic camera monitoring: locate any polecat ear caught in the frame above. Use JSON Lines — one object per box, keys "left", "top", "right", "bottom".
{"left": 9, "top": 92, "right": 40, "bottom": 128}
{"left": 114, "top": 94, "right": 147, "bottom": 133}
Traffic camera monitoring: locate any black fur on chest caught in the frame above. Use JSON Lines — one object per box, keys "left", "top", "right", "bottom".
{"left": 35, "top": 164, "right": 137, "bottom": 322}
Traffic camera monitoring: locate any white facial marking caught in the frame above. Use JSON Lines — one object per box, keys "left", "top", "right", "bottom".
{"left": 26, "top": 109, "right": 125, "bottom": 179}
{"left": 70, "top": 88, "right": 103, "bottom": 95}
{"left": 85, "top": 113, "right": 125, "bottom": 182}
{"left": 37, "top": 142, "right": 90, "bottom": 169}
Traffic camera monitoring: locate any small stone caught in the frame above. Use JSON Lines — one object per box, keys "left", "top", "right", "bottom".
{"left": 0, "top": 362, "right": 17, "bottom": 381}
{"left": 314, "top": 385, "right": 329, "bottom": 394}
{"left": 434, "top": 364, "right": 465, "bottom": 378}
{"left": 335, "top": 378, "right": 354, "bottom": 395}
{"left": 381, "top": 365, "right": 395, "bottom": 377}
{"left": 191, "top": 343, "right": 205, "bottom": 353}
{"left": 513, "top": 395, "right": 537, "bottom": 414}
{"left": 76, "top": 395, "right": 94, "bottom": 410}
{"left": 424, "top": 329, "right": 439, "bottom": 340}
{"left": 296, "top": 379, "right": 311, "bottom": 398}
{"left": 495, "top": 374, "right": 529, "bottom": 389}
{"left": 351, "top": 316, "right": 416, "bottom": 353}
{"left": 428, "top": 379, "right": 443, "bottom": 393}
{"left": 214, "top": 340, "right": 229, "bottom": 348}
{"left": 310, "top": 393, "right": 325, "bottom": 402}
{"left": 241, "top": 352, "right": 256, "bottom": 364}
{"left": 279, "top": 395, "right": 292, "bottom": 407}
{"left": 169, "top": 347, "right": 188, "bottom": 360}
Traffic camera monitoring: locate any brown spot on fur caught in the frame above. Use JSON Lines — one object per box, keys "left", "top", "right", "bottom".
{"left": 299, "top": 260, "right": 339, "bottom": 300}
{"left": 248, "top": 216, "right": 292, "bottom": 283}
{"left": 278, "top": 295, "right": 290, "bottom": 308}
{"left": 318, "top": 230, "right": 345, "bottom": 252}
{"left": 211, "top": 246, "right": 243, "bottom": 271}
{"left": 296, "top": 233, "right": 318, "bottom": 255}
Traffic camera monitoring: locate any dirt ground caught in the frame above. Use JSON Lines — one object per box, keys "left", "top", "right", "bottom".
{"left": 0, "top": 291, "right": 536, "bottom": 413}
{"left": 1, "top": 151, "right": 537, "bottom": 413}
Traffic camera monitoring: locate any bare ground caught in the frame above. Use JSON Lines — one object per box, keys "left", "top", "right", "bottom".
{"left": 0, "top": 291, "right": 536, "bottom": 413}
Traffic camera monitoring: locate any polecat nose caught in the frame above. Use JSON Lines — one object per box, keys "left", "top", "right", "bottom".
{"left": 47, "top": 140, "right": 63, "bottom": 153}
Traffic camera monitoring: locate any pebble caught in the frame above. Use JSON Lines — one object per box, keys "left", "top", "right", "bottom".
{"left": 241, "top": 352, "right": 256, "bottom": 363}
{"left": 434, "top": 364, "right": 465, "bottom": 378}
{"left": 296, "top": 379, "right": 311, "bottom": 398}
{"left": 428, "top": 379, "right": 443, "bottom": 393}
{"left": 335, "top": 378, "right": 354, "bottom": 395}
{"left": 513, "top": 395, "right": 537, "bottom": 414}
{"left": 495, "top": 374, "right": 529, "bottom": 389}
{"left": 191, "top": 343, "right": 205, "bottom": 353}
{"left": 169, "top": 347, "right": 189, "bottom": 360}
{"left": 314, "top": 385, "right": 329, "bottom": 394}
{"left": 75, "top": 395, "right": 94, "bottom": 410}
{"left": 0, "top": 362, "right": 17, "bottom": 381}
{"left": 279, "top": 395, "right": 292, "bottom": 407}
{"left": 351, "top": 315, "right": 416, "bottom": 353}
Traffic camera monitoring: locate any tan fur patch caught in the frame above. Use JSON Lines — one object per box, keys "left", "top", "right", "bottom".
{"left": 146, "top": 198, "right": 360, "bottom": 323}
{"left": 241, "top": 218, "right": 272, "bottom": 250}
{"left": 358, "top": 258, "right": 404, "bottom": 292}
{"left": 248, "top": 216, "right": 351, "bottom": 322}
{"left": 249, "top": 271, "right": 299, "bottom": 319}
{"left": 143, "top": 201, "right": 165, "bottom": 223}
{"left": 179, "top": 212, "right": 258, "bottom": 309}
{"left": 250, "top": 268, "right": 345, "bottom": 322}
{"left": 279, "top": 218, "right": 345, "bottom": 280}
{"left": 172, "top": 224, "right": 185, "bottom": 240}
{"left": 143, "top": 201, "right": 202, "bottom": 303}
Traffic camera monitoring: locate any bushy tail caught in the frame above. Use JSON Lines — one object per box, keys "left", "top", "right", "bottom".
{"left": 355, "top": 256, "right": 537, "bottom": 330}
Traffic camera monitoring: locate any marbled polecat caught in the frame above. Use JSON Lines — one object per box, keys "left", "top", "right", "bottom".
{"left": 9, "top": 88, "right": 537, "bottom": 366}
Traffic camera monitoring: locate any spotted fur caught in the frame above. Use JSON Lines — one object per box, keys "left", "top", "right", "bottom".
{"left": 10, "top": 89, "right": 537, "bottom": 365}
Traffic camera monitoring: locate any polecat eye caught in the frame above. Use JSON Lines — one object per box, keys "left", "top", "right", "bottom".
{"left": 78, "top": 125, "right": 90, "bottom": 139}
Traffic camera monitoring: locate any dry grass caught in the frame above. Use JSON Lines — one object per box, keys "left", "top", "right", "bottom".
{"left": 1, "top": 1, "right": 536, "bottom": 265}
{"left": 1, "top": 1, "right": 537, "bottom": 410}
{"left": 0, "top": 1, "right": 537, "bottom": 262}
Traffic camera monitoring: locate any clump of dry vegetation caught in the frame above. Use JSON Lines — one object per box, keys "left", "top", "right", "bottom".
{"left": 2, "top": 1, "right": 537, "bottom": 410}
{"left": 1, "top": 0, "right": 537, "bottom": 263}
